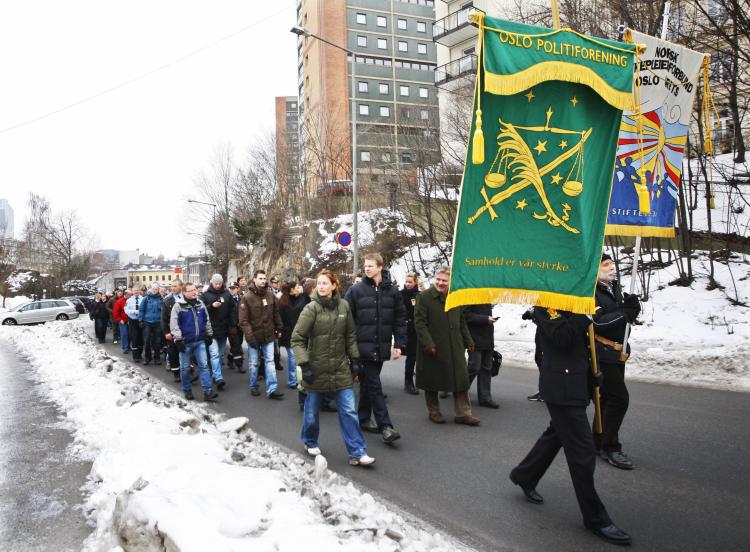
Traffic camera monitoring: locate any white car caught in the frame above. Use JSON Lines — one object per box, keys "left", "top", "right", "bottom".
{"left": 0, "top": 299, "right": 80, "bottom": 325}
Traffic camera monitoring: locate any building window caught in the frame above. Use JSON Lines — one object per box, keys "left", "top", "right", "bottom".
{"left": 397, "top": 18, "right": 407, "bottom": 30}
{"left": 463, "top": 46, "right": 475, "bottom": 55}
{"left": 399, "top": 85, "right": 409, "bottom": 97}
{"left": 420, "top": 109, "right": 429, "bottom": 120}
{"left": 380, "top": 106, "right": 390, "bottom": 117}
{"left": 401, "top": 152, "right": 413, "bottom": 163}
{"left": 419, "top": 87, "right": 428, "bottom": 98}
{"left": 358, "top": 81, "right": 368, "bottom": 93}
{"left": 356, "top": 13, "right": 366, "bottom": 24}
{"left": 382, "top": 152, "right": 392, "bottom": 162}
{"left": 417, "top": 43, "right": 427, "bottom": 55}
{"left": 135, "top": 276, "right": 140, "bottom": 282}
{"left": 357, "top": 35, "right": 367, "bottom": 47}
{"left": 379, "top": 83, "right": 389, "bottom": 94}
{"left": 377, "top": 15, "right": 387, "bottom": 27}
{"left": 377, "top": 38, "right": 387, "bottom": 50}
{"left": 291, "top": 102, "right": 297, "bottom": 109}
{"left": 359, "top": 104, "right": 369, "bottom": 116}
{"left": 398, "top": 40, "right": 408, "bottom": 52}
{"left": 168, "top": 275, "right": 172, "bottom": 280}
{"left": 149, "top": 275, "right": 153, "bottom": 281}
{"left": 417, "top": 21, "right": 426, "bottom": 33}
{"left": 361, "top": 151, "right": 371, "bottom": 162}
{"left": 401, "top": 108, "right": 411, "bottom": 118}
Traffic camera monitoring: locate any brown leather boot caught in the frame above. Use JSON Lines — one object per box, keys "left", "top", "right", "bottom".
{"left": 429, "top": 412, "right": 446, "bottom": 424}
{"left": 454, "top": 415, "right": 480, "bottom": 426}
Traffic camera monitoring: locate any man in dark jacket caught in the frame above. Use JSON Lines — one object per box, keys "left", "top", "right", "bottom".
{"left": 464, "top": 304, "right": 499, "bottom": 408}
{"left": 400, "top": 274, "right": 420, "bottom": 395}
{"left": 509, "top": 307, "right": 631, "bottom": 546}
{"left": 227, "top": 283, "right": 245, "bottom": 372}
{"left": 200, "top": 274, "right": 238, "bottom": 391}
{"left": 239, "top": 269, "right": 284, "bottom": 399}
{"left": 414, "top": 267, "right": 479, "bottom": 426}
{"left": 344, "top": 253, "right": 407, "bottom": 444}
{"left": 138, "top": 282, "right": 164, "bottom": 365}
{"left": 593, "top": 253, "right": 640, "bottom": 470}
{"left": 162, "top": 279, "right": 183, "bottom": 382}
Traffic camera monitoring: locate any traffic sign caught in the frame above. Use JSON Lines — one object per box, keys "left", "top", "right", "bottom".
{"left": 337, "top": 231, "right": 352, "bottom": 247}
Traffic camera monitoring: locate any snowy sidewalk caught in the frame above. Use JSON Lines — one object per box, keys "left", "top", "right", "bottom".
{"left": 0, "top": 321, "right": 467, "bottom": 552}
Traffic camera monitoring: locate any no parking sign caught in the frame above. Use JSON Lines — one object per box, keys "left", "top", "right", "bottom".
{"left": 337, "top": 231, "right": 352, "bottom": 247}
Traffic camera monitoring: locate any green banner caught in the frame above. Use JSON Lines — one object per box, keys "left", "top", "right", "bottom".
{"left": 447, "top": 16, "right": 637, "bottom": 314}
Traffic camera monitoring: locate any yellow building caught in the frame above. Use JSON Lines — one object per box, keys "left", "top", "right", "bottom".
{"left": 127, "top": 265, "right": 183, "bottom": 288}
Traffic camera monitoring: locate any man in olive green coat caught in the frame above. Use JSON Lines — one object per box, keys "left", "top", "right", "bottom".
{"left": 414, "top": 267, "right": 480, "bottom": 426}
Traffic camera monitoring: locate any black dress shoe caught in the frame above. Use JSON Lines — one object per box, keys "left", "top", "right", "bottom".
{"left": 143, "top": 360, "right": 151, "bottom": 366}
{"left": 588, "top": 524, "right": 631, "bottom": 545}
{"left": 509, "top": 472, "right": 544, "bottom": 504}
{"left": 360, "top": 420, "right": 379, "bottom": 433}
{"left": 479, "top": 399, "right": 500, "bottom": 409}
{"left": 268, "top": 391, "right": 285, "bottom": 400}
{"left": 250, "top": 388, "right": 261, "bottom": 396}
{"left": 603, "top": 450, "right": 635, "bottom": 470}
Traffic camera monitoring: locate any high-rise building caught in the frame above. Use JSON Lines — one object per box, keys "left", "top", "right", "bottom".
{"left": 296, "top": 0, "right": 440, "bottom": 206}
{"left": 275, "top": 96, "right": 302, "bottom": 206}
{"left": 0, "top": 199, "right": 14, "bottom": 240}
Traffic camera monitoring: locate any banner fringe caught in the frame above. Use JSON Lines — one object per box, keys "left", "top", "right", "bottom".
{"left": 604, "top": 224, "right": 676, "bottom": 237}
{"left": 445, "top": 287, "right": 596, "bottom": 315}
{"left": 484, "top": 62, "right": 634, "bottom": 111}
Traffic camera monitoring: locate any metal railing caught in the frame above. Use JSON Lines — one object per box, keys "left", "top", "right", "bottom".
{"left": 433, "top": 4, "right": 475, "bottom": 40}
{"left": 434, "top": 54, "right": 477, "bottom": 86}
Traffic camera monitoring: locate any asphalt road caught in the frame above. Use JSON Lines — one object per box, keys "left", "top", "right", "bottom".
{"left": 0, "top": 340, "right": 92, "bottom": 551}
{"left": 95, "top": 333, "right": 750, "bottom": 552}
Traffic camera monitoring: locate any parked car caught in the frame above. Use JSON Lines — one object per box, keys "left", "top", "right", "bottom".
{"left": 61, "top": 296, "right": 87, "bottom": 314}
{"left": 0, "top": 299, "right": 80, "bottom": 326}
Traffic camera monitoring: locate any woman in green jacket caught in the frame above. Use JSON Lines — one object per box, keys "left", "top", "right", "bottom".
{"left": 291, "top": 270, "right": 375, "bottom": 466}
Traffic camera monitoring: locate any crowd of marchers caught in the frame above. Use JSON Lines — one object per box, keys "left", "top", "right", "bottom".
{"left": 87, "top": 251, "right": 639, "bottom": 545}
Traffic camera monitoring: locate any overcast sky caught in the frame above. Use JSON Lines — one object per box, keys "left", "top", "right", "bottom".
{"left": 0, "top": 0, "right": 297, "bottom": 259}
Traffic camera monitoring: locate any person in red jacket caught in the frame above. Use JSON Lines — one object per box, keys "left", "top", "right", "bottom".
{"left": 112, "top": 290, "right": 131, "bottom": 354}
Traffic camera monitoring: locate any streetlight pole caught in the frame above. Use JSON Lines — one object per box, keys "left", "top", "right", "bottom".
{"left": 187, "top": 198, "right": 219, "bottom": 266}
{"left": 291, "top": 25, "right": 358, "bottom": 277}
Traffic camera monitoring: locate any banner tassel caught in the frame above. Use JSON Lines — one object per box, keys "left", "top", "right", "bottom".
{"left": 471, "top": 13, "right": 485, "bottom": 165}
{"left": 472, "top": 110, "right": 485, "bottom": 165}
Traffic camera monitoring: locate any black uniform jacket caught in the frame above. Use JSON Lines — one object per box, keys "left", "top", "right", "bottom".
{"left": 593, "top": 281, "right": 630, "bottom": 365}
{"left": 534, "top": 308, "right": 593, "bottom": 407}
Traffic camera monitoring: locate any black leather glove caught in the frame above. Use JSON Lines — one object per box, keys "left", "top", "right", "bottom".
{"left": 521, "top": 307, "right": 534, "bottom": 321}
{"left": 205, "top": 336, "right": 213, "bottom": 346}
{"left": 592, "top": 370, "right": 605, "bottom": 388}
{"left": 246, "top": 335, "right": 258, "bottom": 348}
{"left": 300, "top": 363, "right": 315, "bottom": 384}
{"left": 350, "top": 359, "right": 361, "bottom": 375}
{"left": 175, "top": 340, "right": 186, "bottom": 353}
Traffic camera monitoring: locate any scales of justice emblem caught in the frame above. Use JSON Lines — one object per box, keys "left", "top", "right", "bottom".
{"left": 468, "top": 104, "right": 592, "bottom": 235}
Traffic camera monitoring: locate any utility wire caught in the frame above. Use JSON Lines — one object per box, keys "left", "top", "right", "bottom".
{"left": 0, "top": 6, "right": 290, "bottom": 135}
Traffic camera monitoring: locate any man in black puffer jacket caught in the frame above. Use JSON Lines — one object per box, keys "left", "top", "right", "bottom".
{"left": 344, "top": 253, "right": 407, "bottom": 444}
{"left": 592, "top": 253, "right": 640, "bottom": 470}
{"left": 200, "top": 274, "right": 238, "bottom": 391}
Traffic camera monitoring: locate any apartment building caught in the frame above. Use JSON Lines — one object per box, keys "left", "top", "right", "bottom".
{"left": 275, "top": 96, "right": 302, "bottom": 205}
{"left": 296, "top": 0, "right": 440, "bottom": 205}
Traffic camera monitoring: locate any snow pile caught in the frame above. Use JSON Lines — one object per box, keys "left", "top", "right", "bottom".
{"left": 0, "top": 319, "right": 464, "bottom": 552}
{"left": 0, "top": 294, "right": 31, "bottom": 312}
{"left": 389, "top": 242, "right": 451, "bottom": 286}
{"left": 489, "top": 252, "right": 750, "bottom": 392}
{"left": 5, "top": 270, "right": 37, "bottom": 292}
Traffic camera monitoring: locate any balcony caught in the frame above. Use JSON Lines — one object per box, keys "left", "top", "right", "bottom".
{"left": 433, "top": 5, "right": 481, "bottom": 47}
{"left": 434, "top": 54, "right": 477, "bottom": 86}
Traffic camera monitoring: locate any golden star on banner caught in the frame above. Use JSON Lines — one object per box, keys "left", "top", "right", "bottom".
{"left": 533, "top": 140, "right": 547, "bottom": 155}
{"left": 525, "top": 90, "right": 535, "bottom": 102}
{"left": 570, "top": 96, "right": 579, "bottom": 107}
{"left": 559, "top": 139, "right": 568, "bottom": 149}
{"left": 551, "top": 173, "right": 563, "bottom": 185}
{"left": 516, "top": 198, "right": 528, "bottom": 210}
